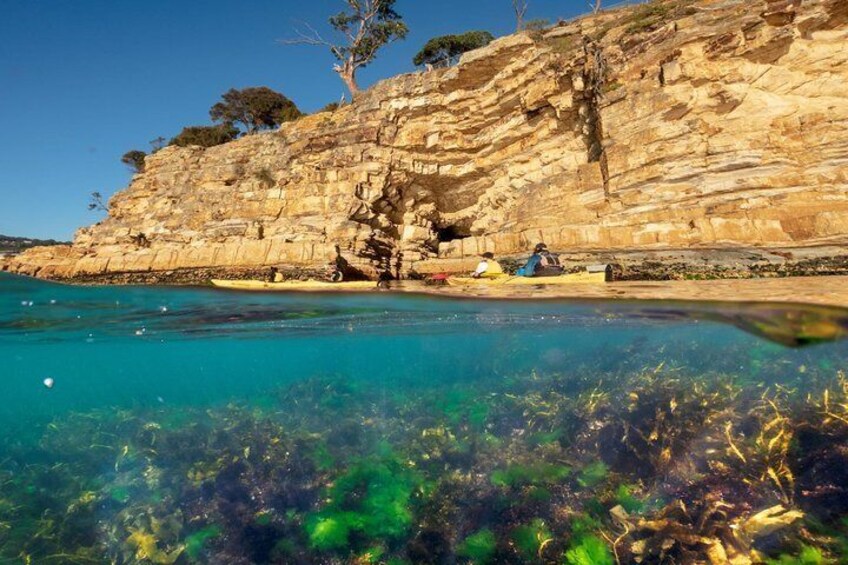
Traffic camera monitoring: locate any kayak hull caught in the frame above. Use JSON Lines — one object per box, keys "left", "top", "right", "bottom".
{"left": 447, "top": 271, "right": 607, "bottom": 286}
{"left": 211, "top": 279, "right": 376, "bottom": 292}
{"left": 211, "top": 270, "right": 607, "bottom": 292}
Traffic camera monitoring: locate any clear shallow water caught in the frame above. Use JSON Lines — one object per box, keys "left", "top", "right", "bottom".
{"left": 1, "top": 272, "right": 847, "bottom": 564}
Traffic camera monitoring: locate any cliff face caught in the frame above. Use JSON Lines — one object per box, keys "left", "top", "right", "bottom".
{"left": 5, "top": 0, "right": 848, "bottom": 280}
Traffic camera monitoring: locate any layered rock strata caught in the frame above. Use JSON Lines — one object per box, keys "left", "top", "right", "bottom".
{"left": 4, "top": 0, "right": 848, "bottom": 281}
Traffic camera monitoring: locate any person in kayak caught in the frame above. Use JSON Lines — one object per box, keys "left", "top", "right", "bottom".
{"left": 471, "top": 252, "right": 504, "bottom": 278}
{"left": 377, "top": 270, "right": 394, "bottom": 289}
{"left": 267, "top": 266, "right": 284, "bottom": 283}
{"left": 516, "top": 243, "right": 565, "bottom": 277}
{"left": 327, "top": 248, "right": 349, "bottom": 282}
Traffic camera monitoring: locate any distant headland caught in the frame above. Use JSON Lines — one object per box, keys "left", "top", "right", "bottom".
{"left": 0, "top": 235, "right": 69, "bottom": 256}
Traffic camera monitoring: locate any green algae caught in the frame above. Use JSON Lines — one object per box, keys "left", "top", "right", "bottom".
{"left": 564, "top": 534, "right": 614, "bottom": 565}
{"left": 306, "top": 516, "right": 351, "bottom": 551}
{"left": 457, "top": 528, "right": 497, "bottom": 564}
{"left": 109, "top": 486, "right": 131, "bottom": 504}
{"left": 527, "top": 485, "right": 553, "bottom": 502}
{"left": 613, "top": 484, "right": 644, "bottom": 514}
{"left": 442, "top": 391, "right": 490, "bottom": 429}
{"left": 490, "top": 462, "right": 571, "bottom": 488}
{"left": 311, "top": 441, "right": 335, "bottom": 471}
{"left": 306, "top": 453, "right": 422, "bottom": 551}
{"left": 569, "top": 513, "right": 603, "bottom": 537}
{"left": 511, "top": 518, "right": 553, "bottom": 561}
{"left": 577, "top": 461, "right": 608, "bottom": 489}
{"left": 184, "top": 525, "right": 222, "bottom": 561}
{"left": 766, "top": 545, "right": 829, "bottom": 565}
{"left": 254, "top": 511, "right": 273, "bottom": 526}
{"left": 528, "top": 430, "right": 561, "bottom": 446}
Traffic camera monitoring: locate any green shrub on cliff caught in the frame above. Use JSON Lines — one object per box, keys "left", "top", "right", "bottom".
{"left": 121, "top": 150, "right": 147, "bottom": 173}
{"left": 169, "top": 124, "right": 239, "bottom": 148}
{"left": 210, "top": 87, "right": 303, "bottom": 134}
{"left": 413, "top": 31, "right": 494, "bottom": 68}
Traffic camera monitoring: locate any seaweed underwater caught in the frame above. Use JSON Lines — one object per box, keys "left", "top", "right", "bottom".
{"left": 1, "top": 336, "right": 847, "bottom": 565}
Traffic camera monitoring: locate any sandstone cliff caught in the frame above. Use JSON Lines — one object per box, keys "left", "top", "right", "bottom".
{"left": 5, "top": 0, "right": 848, "bottom": 281}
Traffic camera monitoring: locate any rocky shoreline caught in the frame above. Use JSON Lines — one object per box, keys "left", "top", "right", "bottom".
{"left": 12, "top": 245, "right": 847, "bottom": 288}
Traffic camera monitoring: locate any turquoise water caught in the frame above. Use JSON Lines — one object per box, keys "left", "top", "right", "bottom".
{"left": 1, "top": 272, "right": 847, "bottom": 564}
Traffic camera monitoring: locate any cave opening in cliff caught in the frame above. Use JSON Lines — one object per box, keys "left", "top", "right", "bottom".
{"left": 435, "top": 224, "right": 471, "bottom": 243}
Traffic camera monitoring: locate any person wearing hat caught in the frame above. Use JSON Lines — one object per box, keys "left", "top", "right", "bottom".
{"left": 517, "top": 243, "right": 565, "bottom": 277}
{"left": 471, "top": 251, "right": 504, "bottom": 278}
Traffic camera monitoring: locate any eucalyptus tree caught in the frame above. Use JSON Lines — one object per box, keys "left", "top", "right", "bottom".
{"left": 282, "top": 0, "right": 408, "bottom": 96}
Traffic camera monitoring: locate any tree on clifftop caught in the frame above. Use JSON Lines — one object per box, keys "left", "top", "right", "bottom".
{"left": 121, "top": 150, "right": 147, "bottom": 173}
{"left": 281, "top": 0, "right": 408, "bottom": 96}
{"left": 169, "top": 124, "right": 239, "bottom": 148}
{"left": 512, "top": 0, "right": 529, "bottom": 31}
{"left": 88, "top": 192, "right": 108, "bottom": 212}
{"left": 413, "top": 31, "right": 494, "bottom": 68}
{"left": 210, "top": 87, "right": 303, "bottom": 134}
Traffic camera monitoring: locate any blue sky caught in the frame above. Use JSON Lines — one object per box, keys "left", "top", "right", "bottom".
{"left": 0, "top": 0, "right": 591, "bottom": 240}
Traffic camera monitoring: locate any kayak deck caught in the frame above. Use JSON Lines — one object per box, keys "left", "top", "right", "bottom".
{"left": 447, "top": 271, "right": 607, "bottom": 286}
{"left": 211, "top": 279, "right": 377, "bottom": 291}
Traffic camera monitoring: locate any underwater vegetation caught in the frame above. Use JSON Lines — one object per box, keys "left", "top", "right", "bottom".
{"left": 305, "top": 451, "right": 423, "bottom": 551}
{"left": 0, "top": 340, "right": 847, "bottom": 564}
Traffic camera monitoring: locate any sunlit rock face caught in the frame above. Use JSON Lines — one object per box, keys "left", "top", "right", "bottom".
{"left": 5, "top": 0, "right": 847, "bottom": 280}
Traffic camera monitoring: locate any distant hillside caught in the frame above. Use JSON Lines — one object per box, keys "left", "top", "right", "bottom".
{"left": 0, "top": 235, "right": 69, "bottom": 254}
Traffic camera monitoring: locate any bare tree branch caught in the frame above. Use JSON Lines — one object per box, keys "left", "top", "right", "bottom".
{"left": 279, "top": 21, "right": 345, "bottom": 63}
{"left": 512, "top": 0, "right": 529, "bottom": 31}
{"left": 88, "top": 192, "right": 108, "bottom": 212}
{"left": 278, "top": 21, "right": 332, "bottom": 47}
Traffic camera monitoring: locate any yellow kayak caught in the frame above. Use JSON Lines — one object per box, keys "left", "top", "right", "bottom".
{"left": 447, "top": 271, "right": 607, "bottom": 286}
{"left": 212, "top": 266, "right": 609, "bottom": 291}
{"left": 211, "top": 279, "right": 377, "bottom": 292}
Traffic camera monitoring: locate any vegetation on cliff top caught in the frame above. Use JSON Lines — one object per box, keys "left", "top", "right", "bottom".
{"left": 413, "top": 31, "right": 495, "bottom": 68}
{"left": 118, "top": 85, "right": 306, "bottom": 163}
{"left": 117, "top": 0, "right": 577, "bottom": 161}
{"left": 210, "top": 87, "right": 304, "bottom": 134}
{"left": 121, "top": 150, "right": 147, "bottom": 174}
{"left": 169, "top": 123, "right": 241, "bottom": 149}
